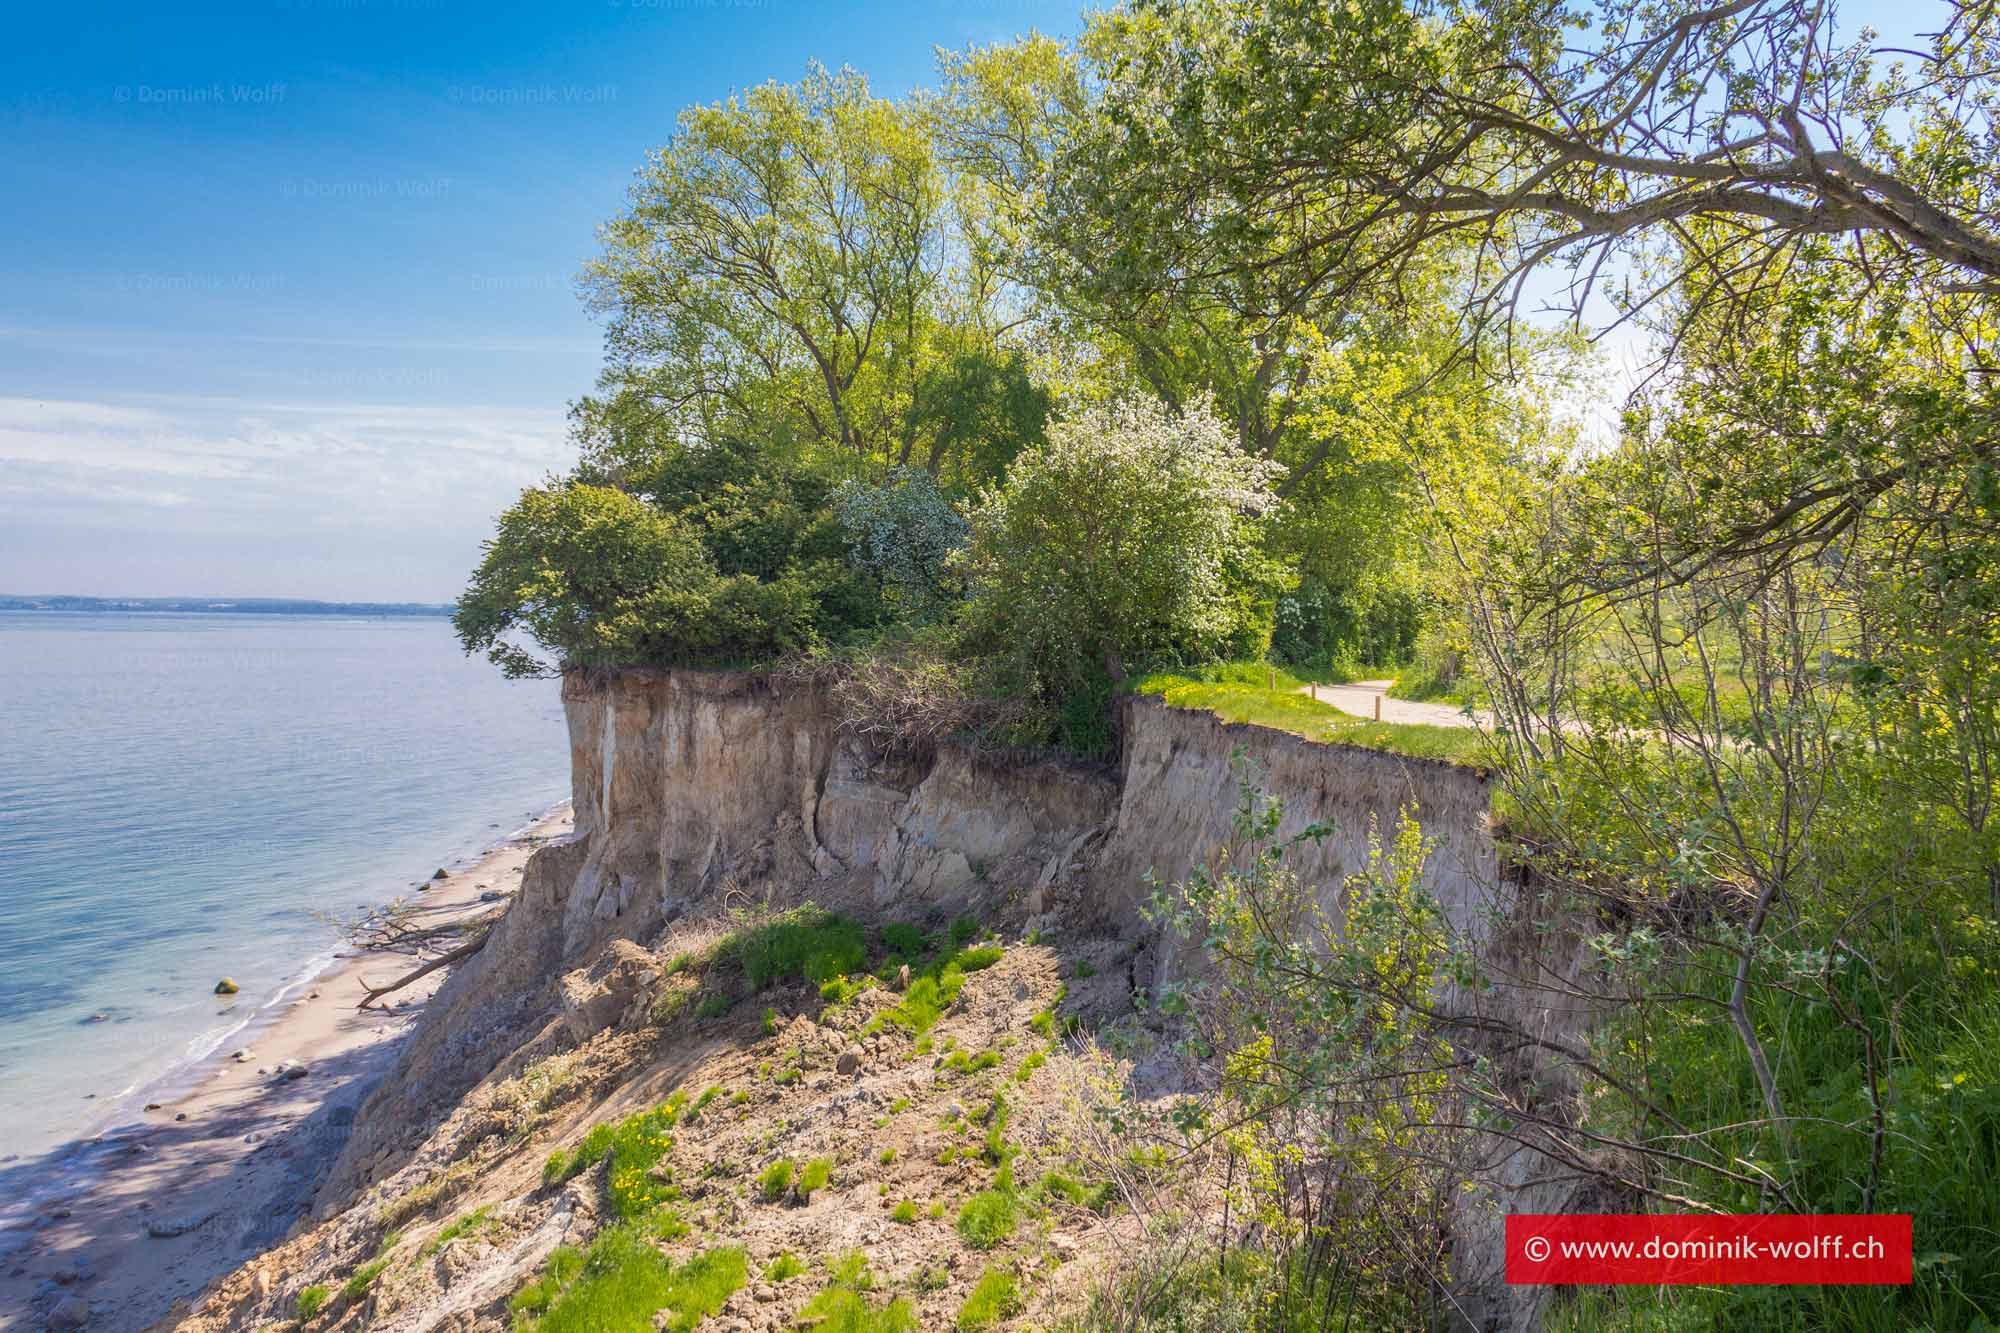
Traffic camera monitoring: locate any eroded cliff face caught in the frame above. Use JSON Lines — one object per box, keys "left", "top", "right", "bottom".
{"left": 315, "top": 670, "right": 1596, "bottom": 1331}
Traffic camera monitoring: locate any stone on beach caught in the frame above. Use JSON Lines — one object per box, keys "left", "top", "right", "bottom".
{"left": 146, "top": 1210, "right": 215, "bottom": 1239}
{"left": 212, "top": 978, "right": 239, "bottom": 995}
{"left": 46, "top": 1295, "right": 89, "bottom": 1328}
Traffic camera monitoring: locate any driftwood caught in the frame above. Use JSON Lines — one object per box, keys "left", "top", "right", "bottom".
{"left": 355, "top": 930, "right": 490, "bottom": 1010}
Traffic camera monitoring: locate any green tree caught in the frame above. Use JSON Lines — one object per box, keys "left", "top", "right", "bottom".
{"left": 1057, "top": 0, "right": 1999, "bottom": 354}
{"left": 454, "top": 484, "right": 719, "bottom": 678}
{"left": 584, "top": 62, "right": 1035, "bottom": 478}
{"left": 455, "top": 476, "right": 869, "bottom": 678}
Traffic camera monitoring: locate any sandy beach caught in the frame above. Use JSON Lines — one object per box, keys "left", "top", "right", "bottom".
{"left": 0, "top": 805, "right": 574, "bottom": 1333}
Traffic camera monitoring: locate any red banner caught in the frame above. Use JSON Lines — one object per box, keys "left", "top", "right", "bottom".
{"left": 1505, "top": 1214, "right": 1913, "bottom": 1285}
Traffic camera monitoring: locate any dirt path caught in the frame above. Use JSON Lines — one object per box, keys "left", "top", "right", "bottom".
{"left": 1300, "top": 678, "right": 1487, "bottom": 729}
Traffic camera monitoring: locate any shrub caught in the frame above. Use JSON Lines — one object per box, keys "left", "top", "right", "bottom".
{"left": 961, "top": 394, "right": 1287, "bottom": 692}
{"left": 957, "top": 1266, "right": 1021, "bottom": 1329}
{"left": 295, "top": 1285, "right": 330, "bottom": 1319}
{"left": 890, "top": 1200, "right": 919, "bottom": 1223}
{"left": 764, "top": 1252, "right": 806, "bottom": 1282}
{"left": 834, "top": 465, "right": 970, "bottom": 617}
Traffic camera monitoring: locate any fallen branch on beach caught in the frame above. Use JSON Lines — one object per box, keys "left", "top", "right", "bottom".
{"left": 355, "top": 930, "right": 490, "bottom": 1009}
{"left": 337, "top": 901, "right": 483, "bottom": 957}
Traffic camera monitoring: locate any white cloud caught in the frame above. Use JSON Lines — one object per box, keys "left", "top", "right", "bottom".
{"left": 0, "top": 394, "right": 576, "bottom": 599}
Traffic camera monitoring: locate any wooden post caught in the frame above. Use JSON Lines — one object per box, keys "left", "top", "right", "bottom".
{"left": 1267, "top": 665, "right": 1275, "bottom": 691}
{"left": 1374, "top": 693, "right": 1382, "bottom": 721}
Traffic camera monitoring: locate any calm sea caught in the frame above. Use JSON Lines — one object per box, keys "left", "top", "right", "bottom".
{"left": 0, "top": 612, "right": 570, "bottom": 1165}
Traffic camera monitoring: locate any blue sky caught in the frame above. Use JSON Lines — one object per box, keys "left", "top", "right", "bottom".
{"left": 0, "top": 0, "right": 1938, "bottom": 602}
{"left": 0, "top": 0, "right": 1079, "bottom": 601}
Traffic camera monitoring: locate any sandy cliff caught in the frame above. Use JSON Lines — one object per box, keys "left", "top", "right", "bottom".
{"left": 169, "top": 669, "right": 1597, "bottom": 1333}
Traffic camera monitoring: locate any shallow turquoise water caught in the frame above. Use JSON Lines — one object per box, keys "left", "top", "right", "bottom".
{"left": 0, "top": 611, "right": 569, "bottom": 1162}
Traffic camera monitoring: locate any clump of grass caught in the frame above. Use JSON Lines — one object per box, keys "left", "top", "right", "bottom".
{"left": 949, "top": 945, "right": 1003, "bottom": 973}
{"left": 890, "top": 1200, "right": 919, "bottom": 1224}
{"left": 1014, "top": 1050, "right": 1047, "bottom": 1083}
{"left": 928, "top": 1201, "right": 947, "bottom": 1219}
{"left": 339, "top": 1229, "right": 402, "bottom": 1302}
{"left": 764, "top": 1251, "right": 806, "bottom": 1282}
{"left": 878, "top": 1147, "right": 897, "bottom": 1165}
{"left": 424, "top": 1205, "right": 492, "bottom": 1256}
{"left": 827, "top": 1250, "right": 874, "bottom": 1288}
{"left": 1073, "top": 960, "right": 1097, "bottom": 979}
{"left": 541, "top": 1095, "right": 686, "bottom": 1217}
{"left": 296, "top": 1285, "right": 330, "bottom": 1319}
{"left": 759, "top": 1005, "right": 780, "bottom": 1036}
{"left": 510, "top": 1231, "right": 744, "bottom": 1333}
{"left": 509, "top": 1245, "right": 585, "bottom": 1319}
{"left": 727, "top": 907, "right": 867, "bottom": 989}
{"left": 759, "top": 1158, "right": 796, "bottom": 1201}
{"left": 877, "top": 922, "right": 930, "bottom": 958}
{"left": 957, "top": 1266, "right": 1021, "bottom": 1329}
{"left": 980, "top": 1094, "right": 1012, "bottom": 1166}
{"left": 819, "top": 974, "right": 869, "bottom": 1005}
{"left": 798, "top": 1252, "right": 916, "bottom": 1333}
{"left": 651, "top": 981, "right": 695, "bottom": 1024}
{"left": 871, "top": 965, "right": 967, "bottom": 1037}
{"left": 797, "top": 1288, "right": 918, "bottom": 1333}
{"left": 694, "top": 990, "right": 733, "bottom": 1021}
{"left": 942, "top": 1048, "right": 1001, "bottom": 1077}
{"left": 1029, "top": 1009, "right": 1056, "bottom": 1039}
{"left": 381, "top": 1159, "right": 473, "bottom": 1226}
{"left": 1039, "top": 1170, "right": 1114, "bottom": 1212}
{"left": 956, "top": 1189, "right": 1017, "bottom": 1249}
{"left": 341, "top": 1257, "right": 389, "bottom": 1303}
{"left": 798, "top": 1156, "right": 834, "bottom": 1201}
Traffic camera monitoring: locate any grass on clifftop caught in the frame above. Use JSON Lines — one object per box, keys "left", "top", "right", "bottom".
{"left": 1134, "top": 668, "right": 1488, "bottom": 765}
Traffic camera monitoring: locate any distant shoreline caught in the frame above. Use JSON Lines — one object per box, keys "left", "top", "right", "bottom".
{"left": 0, "top": 595, "right": 454, "bottom": 617}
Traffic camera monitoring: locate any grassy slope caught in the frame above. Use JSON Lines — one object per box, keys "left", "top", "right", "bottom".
{"left": 1133, "top": 664, "right": 1489, "bottom": 765}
